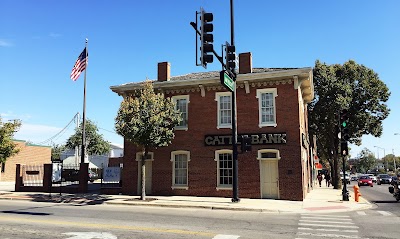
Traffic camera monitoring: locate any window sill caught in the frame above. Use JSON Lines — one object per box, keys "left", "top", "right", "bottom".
{"left": 217, "top": 125, "right": 232, "bottom": 129}
{"left": 171, "top": 186, "right": 189, "bottom": 190}
{"left": 258, "top": 123, "right": 277, "bottom": 128}
{"left": 216, "top": 186, "right": 232, "bottom": 191}
{"left": 174, "top": 126, "right": 188, "bottom": 131}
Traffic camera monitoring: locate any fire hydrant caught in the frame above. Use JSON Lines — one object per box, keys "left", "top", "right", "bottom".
{"left": 354, "top": 185, "right": 361, "bottom": 202}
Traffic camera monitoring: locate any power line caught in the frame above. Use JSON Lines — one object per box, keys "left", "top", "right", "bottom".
{"left": 35, "top": 113, "right": 79, "bottom": 146}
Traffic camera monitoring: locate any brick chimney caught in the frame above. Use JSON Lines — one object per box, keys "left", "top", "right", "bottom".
{"left": 239, "top": 52, "right": 252, "bottom": 74}
{"left": 157, "top": 62, "right": 170, "bottom": 82}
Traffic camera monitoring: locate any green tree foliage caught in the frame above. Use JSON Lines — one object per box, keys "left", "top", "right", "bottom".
{"left": 381, "top": 154, "right": 399, "bottom": 172}
{"left": 0, "top": 117, "right": 21, "bottom": 164}
{"left": 115, "top": 80, "right": 182, "bottom": 200}
{"left": 51, "top": 143, "right": 65, "bottom": 161}
{"left": 355, "top": 148, "right": 377, "bottom": 174}
{"left": 65, "top": 119, "right": 111, "bottom": 156}
{"left": 308, "top": 60, "right": 390, "bottom": 189}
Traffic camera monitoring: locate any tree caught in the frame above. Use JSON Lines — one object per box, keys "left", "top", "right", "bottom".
{"left": 115, "top": 80, "right": 182, "bottom": 200}
{"left": 0, "top": 117, "right": 21, "bottom": 164}
{"left": 51, "top": 143, "right": 65, "bottom": 161}
{"left": 65, "top": 119, "right": 111, "bottom": 156}
{"left": 356, "top": 148, "right": 377, "bottom": 173}
{"left": 308, "top": 60, "right": 390, "bottom": 189}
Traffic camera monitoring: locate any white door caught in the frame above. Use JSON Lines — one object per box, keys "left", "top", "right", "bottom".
{"left": 137, "top": 160, "right": 152, "bottom": 195}
{"left": 261, "top": 160, "right": 279, "bottom": 199}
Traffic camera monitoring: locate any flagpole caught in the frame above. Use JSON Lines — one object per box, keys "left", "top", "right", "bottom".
{"left": 81, "top": 38, "right": 88, "bottom": 164}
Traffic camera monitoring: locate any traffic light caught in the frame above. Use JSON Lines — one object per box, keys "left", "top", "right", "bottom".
{"left": 200, "top": 8, "right": 213, "bottom": 68}
{"left": 340, "top": 109, "right": 350, "bottom": 141}
{"left": 341, "top": 141, "right": 349, "bottom": 156}
{"left": 240, "top": 135, "right": 252, "bottom": 153}
{"left": 225, "top": 42, "right": 236, "bottom": 70}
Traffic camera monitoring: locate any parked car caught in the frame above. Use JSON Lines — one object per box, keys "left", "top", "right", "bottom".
{"left": 377, "top": 174, "right": 392, "bottom": 185}
{"left": 358, "top": 175, "right": 373, "bottom": 187}
{"left": 88, "top": 169, "right": 98, "bottom": 182}
{"left": 366, "top": 174, "right": 377, "bottom": 183}
{"left": 351, "top": 176, "right": 358, "bottom": 182}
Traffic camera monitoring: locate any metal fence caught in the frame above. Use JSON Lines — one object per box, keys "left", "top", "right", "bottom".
{"left": 52, "top": 163, "right": 80, "bottom": 188}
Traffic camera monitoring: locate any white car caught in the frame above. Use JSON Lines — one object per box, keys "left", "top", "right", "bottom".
{"left": 366, "top": 174, "right": 377, "bottom": 183}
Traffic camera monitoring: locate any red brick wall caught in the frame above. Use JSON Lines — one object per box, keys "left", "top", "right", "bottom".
{"left": 121, "top": 80, "right": 306, "bottom": 200}
{"left": 0, "top": 141, "right": 51, "bottom": 182}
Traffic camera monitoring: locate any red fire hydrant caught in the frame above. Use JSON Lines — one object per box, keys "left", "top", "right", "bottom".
{"left": 354, "top": 185, "right": 361, "bottom": 202}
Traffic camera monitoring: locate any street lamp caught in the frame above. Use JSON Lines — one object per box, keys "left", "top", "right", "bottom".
{"left": 374, "top": 146, "right": 386, "bottom": 171}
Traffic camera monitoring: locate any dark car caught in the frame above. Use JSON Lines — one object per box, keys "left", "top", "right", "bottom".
{"left": 88, "top": 169, "right": 98, "bottom": 182}
{"left": 358, "top": 175, "right": 373, "bottom": 187}
{"left": 377, "top": 174, "right": 392, "bottom": 185}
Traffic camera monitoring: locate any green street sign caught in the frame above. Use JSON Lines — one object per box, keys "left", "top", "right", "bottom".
{"left": 220, "top": 71, "right": 234, "bottom": 92}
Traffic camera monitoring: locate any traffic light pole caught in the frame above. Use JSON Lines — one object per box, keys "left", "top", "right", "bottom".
{"left": 229, "top": 0, "right": 239, "bottom": 203}
{"left": 190, "top": 0, "right": 239, "bottom": 202}
{"left": 342, "top": 153, "right": 349, "bottom": 201}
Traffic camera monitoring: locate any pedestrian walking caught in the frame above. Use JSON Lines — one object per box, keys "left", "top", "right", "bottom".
{"left": 317, "top": 173, "right": 323, "bottom": 187}
{"left": 325, "top": 172, "right": 331, "bottom": 187}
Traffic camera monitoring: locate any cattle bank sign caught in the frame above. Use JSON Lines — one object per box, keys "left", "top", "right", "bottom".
{"left": 204, "top": 133, "right": 287, "bottom": 146}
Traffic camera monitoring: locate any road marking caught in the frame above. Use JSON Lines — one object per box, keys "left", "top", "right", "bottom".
{"left": 356, "top": 211, "right": 366, "bottom": 215}
{"left": 298, "top": 227, "right": 358, "bottom": 233}
{"left": 63, "top": 232, "right": 117, "bottom": 239}
{"left": 297, "top": 232, "right": 363, "bottom": 238}
{"left": 299, "top": 223, "right": 358, "bottom": 229}
{"left": 0, "top": 215, "right": 214, "bottom": 237}
{"left": 299, "top": 219, "right": 355, "bottom": 224}
{"left": 212, "top": 235, "right": 240, "bottom": 239}
{"left": 301, "top": 214, "right": 350, "bottom": 218}
{"left": 301, "top": 216, "right": 352, "bottom": 221}
{"left": 377, "top": 211, "right": 392, "bottom": 216}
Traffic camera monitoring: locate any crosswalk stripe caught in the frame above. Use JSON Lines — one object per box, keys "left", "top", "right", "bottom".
{"left": 301, "top": 216, "right": 352, "bottom": 221}
{"left": 299, "top": 223, "right": 359, "bottom": 229}
{"left": 377, "top": 211, "right": 392, "bottom": 216}
{"left": 297, "top": 232, "right": 362, "bottom": 238}
{"left": 356, "top": 211, "right": 366, "bottom": 216}
{"left": 299, "top": 219, "right": 355, "bottom": 224}
{"left": 301, "top": 214, "right": 350, "bottom": 218}
{"left": 298, "top": 227, "right": 358, "bottom": 233}
{"left": 212, "top": 235, "right": 240, "bottom": 239}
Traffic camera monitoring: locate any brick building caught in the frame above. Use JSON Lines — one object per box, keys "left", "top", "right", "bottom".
{"left": 0, "top": 140, "right": 51, "bottom": 182}
{"left": 110, "top": 52, "right": 314, "bottom": 201}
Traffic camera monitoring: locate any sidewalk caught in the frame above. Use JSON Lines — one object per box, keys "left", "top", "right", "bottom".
{"left": 0, "top": 182, "right": 373, "bottom": 214}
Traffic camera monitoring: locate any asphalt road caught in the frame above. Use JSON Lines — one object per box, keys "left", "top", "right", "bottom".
{"left": 1, "top": 183, "right": 400, "bottom": 239}
{"left": 0, "top": 200, "right": 298, "bottom": 239}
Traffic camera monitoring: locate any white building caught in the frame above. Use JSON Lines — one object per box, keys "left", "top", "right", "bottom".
{"left": 60, "top": 143, "right": 123, "bottom": 168}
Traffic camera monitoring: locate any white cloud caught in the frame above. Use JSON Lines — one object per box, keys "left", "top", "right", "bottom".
{"left": 0, "top": 39, "right": 13, "bottom": 47}
{"left": 13, "top": 123, "right": 72, "bottom": 146}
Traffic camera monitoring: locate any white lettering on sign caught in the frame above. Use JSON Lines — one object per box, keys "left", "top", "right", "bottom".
{"left": 63, "top": 232, "right": 117, "bottom": 239}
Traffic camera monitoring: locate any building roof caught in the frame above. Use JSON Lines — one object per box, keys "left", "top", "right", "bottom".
{"left": 110, "top": 67, "right": 314, "bottom": 103}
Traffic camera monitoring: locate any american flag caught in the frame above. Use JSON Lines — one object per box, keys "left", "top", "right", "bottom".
{"left": 70, "top": 48, "right": 88, "bottom": 81}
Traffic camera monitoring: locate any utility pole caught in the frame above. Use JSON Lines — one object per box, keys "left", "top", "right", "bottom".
{"left": 191, "top": 0, "right": 240, "bottom": 202}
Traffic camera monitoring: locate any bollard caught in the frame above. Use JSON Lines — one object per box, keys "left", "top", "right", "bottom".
{"left": 353, "top": 185, "right": 361, "bottom": 202}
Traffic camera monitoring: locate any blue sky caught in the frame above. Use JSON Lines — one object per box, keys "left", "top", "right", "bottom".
{"left": 1, "top": 0, "right": 399, "bottom": 158}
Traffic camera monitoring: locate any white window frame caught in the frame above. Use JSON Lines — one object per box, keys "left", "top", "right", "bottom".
{"left": 215, "top": 92, "right": 232, "bottom": 129}
{"left": 135, "top": 152, "right": 154, "bottom": 161}
{"left": 256, "top": 88, "right": 278, "bottom": 128}
{"left": 172, "top": 95, "right": 190, "bottom": 130}
{"left": 170, "top": 150, "right": 190, "bottom": 190}
{"left": 257, "top": 149, "right": 281, "bottom": 161}
{"left": 214, "top": 149, "right": 233, "bottom": 190}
